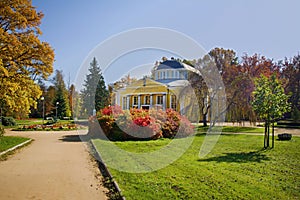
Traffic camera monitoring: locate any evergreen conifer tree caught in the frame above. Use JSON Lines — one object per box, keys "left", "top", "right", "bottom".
{"left": 53, "top": 70, "right": 71, "bottom": 119}
{"left": 81, "top": 57, "right": 108, "bottom": 116}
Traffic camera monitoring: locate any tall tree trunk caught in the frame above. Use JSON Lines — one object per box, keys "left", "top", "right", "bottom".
{"left": 203, "top": 113, "right": 207, "bottom": 127}
{"left": 267, "top": 122, "right": 270, "bottom": 147}
{"left": 264, "top": 122, "right": 268, "bottom": 148}
{"left": 272, "top": 122, "right": 275, "bottom": 148}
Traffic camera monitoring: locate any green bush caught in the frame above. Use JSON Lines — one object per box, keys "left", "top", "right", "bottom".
{"left": 292, "top": 106, "right": 300, "bottom": 122}
{"left": 1, "top": 117, "right": 17, "bottom": 126}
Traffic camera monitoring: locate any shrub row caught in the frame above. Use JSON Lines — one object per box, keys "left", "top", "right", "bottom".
{"left": 89, "top": 105, "right": 195, "bottom": 141}
{"left": 1, "top": 117, "right": 17, "bottom": 126}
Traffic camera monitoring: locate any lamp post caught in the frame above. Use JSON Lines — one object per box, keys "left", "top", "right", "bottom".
{"left": 56, "top": 102, "right": 59, "bottom": 120}
{"left": 41, "top": 96, "right": 45, "bottom": 125}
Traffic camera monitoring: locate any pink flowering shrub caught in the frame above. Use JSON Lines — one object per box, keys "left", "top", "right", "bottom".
{"left": 128, "top": 114, "right": 162, "bottom": 140}
{"left": 150, "top": 108, "right": 194, "bottom": 138}
{"left": 100, "top": 105, "right": 123, "bottom": 117}
{"left": 92, "top": 105, "right": 123, "bottom": 138}
{"left": 176, "top": 115, "right": 195, "bottom": 138}
{"left": 89, "top": 106, "right": 194, "bottom": 141}
{"left": 115, "top": 109, "right": 162, "bottom": 140}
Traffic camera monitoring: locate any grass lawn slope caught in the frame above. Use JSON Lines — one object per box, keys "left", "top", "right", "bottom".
{"left": 93, "top": 134, "right": 300, "bottom": 199}
{"left": 0, "top": 136, "right": 30, "bottom": 153}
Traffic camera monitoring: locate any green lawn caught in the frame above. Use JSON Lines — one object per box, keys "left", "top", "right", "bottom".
{"left": 197, "top": 126, "right": 265, "bottom": 133}
{"left": 15, "top": 119, "right": 43, "bottom": 125}
{"left": 11, "top": 119, "right": 81, "bottom": 131}
{"left": 0, "top": 136, "right": 30, "bottom": 152}
{"left": 15, "top": 119, "right": 74, "bottom": 126}
{"left": 93, "top": 134, "right": 300, "bottom": 199}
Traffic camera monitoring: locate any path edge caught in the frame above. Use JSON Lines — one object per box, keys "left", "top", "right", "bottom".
{"left": 0, "top": 138, "right": 33, "bottom": 157}
{"left": 90, "top": 140, "right": 126, "bottom": 200}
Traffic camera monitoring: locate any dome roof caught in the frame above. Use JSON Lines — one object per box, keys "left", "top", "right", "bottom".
{"left": 156, "top": 60, "right": 185, "bottom": 70}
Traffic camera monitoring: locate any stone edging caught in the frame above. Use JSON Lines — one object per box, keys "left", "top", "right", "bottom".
{"left": 90, "top": 140, "right": 126, "bottom": 200}
{"left": 0, "top": 139, "right": 33, "bottom": 156}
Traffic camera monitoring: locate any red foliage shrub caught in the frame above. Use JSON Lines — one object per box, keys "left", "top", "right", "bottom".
{"left": 90, "top": 106, "right": 194, "bottom": 141}
{"left": 101, "top": 105, "right": 123, "bottom": 117}
{"left": 101, "top": 107, "right": 112, "bottom": 116}
{"left": 177, "top": 115, "right": 195, "bottom": 138}
{"left": 98, "top": 115, "right": 115, "bottom": 135}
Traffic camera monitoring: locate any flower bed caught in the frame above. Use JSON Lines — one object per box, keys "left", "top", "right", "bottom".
{"left": 13, "top": 124, "right": 82, "bottom": 131}
{"left": 89, "top": 105, "right": 195, "bottom": 141}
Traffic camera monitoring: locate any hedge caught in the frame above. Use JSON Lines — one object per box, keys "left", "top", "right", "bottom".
{"left": 1, "top": 117, "right": 17, "bottom": 126}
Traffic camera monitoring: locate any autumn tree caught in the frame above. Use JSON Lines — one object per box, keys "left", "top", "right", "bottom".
{"left": 252, "top": 74, "right": 290, "bottom": 148}
{"left": 207, "top": 48, "right": 242, "bottom": 125}
{"left": 208, "top": 50, "right": 279, "bottom": 125}
{"left": 0, "top": 0, "right": 54, "bottom": 117}
{"left": 69, "top": 84, "right": 82, "bottom": 119}
{"left": 44, "top": 86, "right": 56, "bottom": 117}
{"left": 30, "top": 79, "right": 47, "bottom": 118}
{"left": 186, "top": 60, "right": 209, "bottom": 126}
{"left": 69, "top": 84, "right": 75, "bottom": 117}
{"left": 280, "top": 54, "right": 300, "bottom": 121}
{"left": 81, "top": 57, "right": 108, "bottom": 116}
{"left": 237, "top": 54, "right": 280, "bottom": 124}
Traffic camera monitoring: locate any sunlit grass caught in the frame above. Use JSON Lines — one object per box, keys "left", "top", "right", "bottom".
{"left": 93, "top": 134, "right": 300, "bottom": 199}
{"left": 0, "top": 136, "right": 30, "bottom": 152}
{"left": 197, "top": 126, "right": 264, "bottom": 133}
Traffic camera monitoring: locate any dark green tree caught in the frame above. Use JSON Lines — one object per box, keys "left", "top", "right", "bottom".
{"left": 53, "top": 70, "right": 71, "bottom": 119}
{"left": 81, "top": 57, "right": 108, "bottom": 116}
{"left": 95, "top": 75, "right": 109, "bottom": 111}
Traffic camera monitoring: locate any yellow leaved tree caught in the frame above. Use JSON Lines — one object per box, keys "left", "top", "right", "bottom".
{"left": 0, "top": 0, "right": 54, "bottom": 118}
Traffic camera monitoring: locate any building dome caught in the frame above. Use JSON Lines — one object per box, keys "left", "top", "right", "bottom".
{"left": 153, "top": 59, "right": 190, "bottom": 83}
{"left": 156, "top": 60, "right": 185, "bottom": 70}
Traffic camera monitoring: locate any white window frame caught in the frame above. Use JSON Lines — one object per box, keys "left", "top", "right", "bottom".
{"left": 122, "top": 97, "right": 127, "bottom": 110}
{"left": 133, "top": 95, "right": 138, "bottom": 106}
{"left": 157, "top": 95, "right": 163, "bottom": 105}
{"left": 171, "top": 95, "right": 177, "bottom": 110}
{"left": 144, "top": 95, "right": 150, "bottom": 105}
{"left": 172, "top": 70, "right": 175, "bottom": 79}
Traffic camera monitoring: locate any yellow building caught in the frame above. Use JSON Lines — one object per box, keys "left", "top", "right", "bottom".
{"left": 114, "top": 59, "right": 199, "bottom": 120}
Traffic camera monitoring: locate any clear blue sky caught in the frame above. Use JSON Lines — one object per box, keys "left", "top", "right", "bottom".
{"left": 32, "top": 0, "right": 300, "bottom": 85}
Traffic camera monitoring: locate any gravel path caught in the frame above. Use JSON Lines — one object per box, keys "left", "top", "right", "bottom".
{"left": 0, "top": 130, "right": 108, "bottom": 200}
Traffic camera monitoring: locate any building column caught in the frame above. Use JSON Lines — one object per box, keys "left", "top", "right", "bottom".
{"left": 126, "top": 95, "right": 130, "bottom": 110}
{"left": 163, "top": 94, "right": 166, "bottom": 111}
{"left": 138, "top": 95, "right": 141, "bottom": 109}
{"left": 150, "top": 94, "right": 153, "bottom": 109}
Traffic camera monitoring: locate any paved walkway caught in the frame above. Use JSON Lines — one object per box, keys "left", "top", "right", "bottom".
{"left": 0, "top": 130, "right": 108, "bottom": 200}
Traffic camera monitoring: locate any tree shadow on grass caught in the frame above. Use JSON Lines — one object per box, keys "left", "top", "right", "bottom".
{"left": 198, "top": 149, "right": 270, "bottom": 163}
